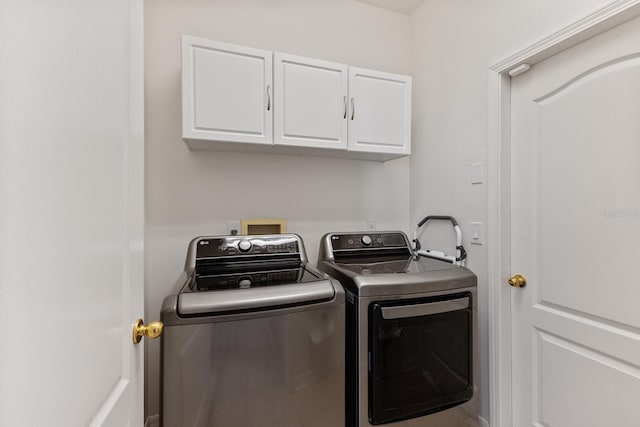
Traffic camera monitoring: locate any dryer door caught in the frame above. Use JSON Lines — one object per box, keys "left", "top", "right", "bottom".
{"left": 368, "top": 292, "right": 473, "bottom": 424}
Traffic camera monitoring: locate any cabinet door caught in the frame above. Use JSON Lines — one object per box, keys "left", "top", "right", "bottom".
{"left": 348, "top": 67, "right": 411, "bottom": 155}
{"left": 182, "top": 36, "right": 272, "bottom": 146}
{"left": 274, "top": 53, "right": 348, "bottom": 149}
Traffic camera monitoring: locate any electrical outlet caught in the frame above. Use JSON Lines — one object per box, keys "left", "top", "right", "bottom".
{"left": 366, "top": 219, "right": 376, "bottom": 231}
{"left": 226, "top": 220, "right": 241, "bottom": 235}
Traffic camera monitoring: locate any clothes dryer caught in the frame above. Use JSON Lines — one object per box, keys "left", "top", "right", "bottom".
{"left": 317, "top": 231, "right": 476, "bottom": 427}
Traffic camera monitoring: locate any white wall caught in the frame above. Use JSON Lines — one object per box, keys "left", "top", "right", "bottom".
{"left": 144, "top": 0, "right": 413, "bottom": 418}
{"left": 409, "top": 0, "right": 616, "bottom": 423}
{"left": 146, "top": 0, "right": 622, "bottom": 422}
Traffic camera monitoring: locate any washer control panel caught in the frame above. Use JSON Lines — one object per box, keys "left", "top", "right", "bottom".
{"left": 330, "top": 232, "right": 408, "bottom": 251}
{"left": 195, "top": 235, "right": 300, "bottom": 259}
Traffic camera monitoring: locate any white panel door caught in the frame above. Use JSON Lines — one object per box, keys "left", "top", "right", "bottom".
{"left": 182, "top": 36, "right": 273, "bottom": 146}
{"left": 274, "top": 53, "right": 348, "bottom": 150}
{"left": 348, "top": 67, "right": 411, "bottom": 155}
{"left": 0, "top": 0, "right": 144, "bottom": 425}
{"left": 510, "top": 14, "right": 640, "bottom": 427}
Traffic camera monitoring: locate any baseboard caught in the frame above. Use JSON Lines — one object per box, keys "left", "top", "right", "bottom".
{"left": 144, "top": 414, "right": 159, "bottom": 427}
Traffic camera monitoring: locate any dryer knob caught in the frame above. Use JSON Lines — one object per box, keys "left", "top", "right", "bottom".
{"left": 238, "top": 239, "right": 252, "bottom": 252}
{"left": 361, "top": 235, "right": 372, "bottom": 246}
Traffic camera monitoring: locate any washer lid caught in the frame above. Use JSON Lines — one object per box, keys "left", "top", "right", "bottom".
{"left": 177, "top": 279, "right": 336, "bottom": 316}
{"left": 193, "top": 263, "right": 320, "bottom": 291}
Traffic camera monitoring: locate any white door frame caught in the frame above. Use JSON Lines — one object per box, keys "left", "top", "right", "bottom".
{"left": 487, "top": 1, "right": 640, "bottom": 426}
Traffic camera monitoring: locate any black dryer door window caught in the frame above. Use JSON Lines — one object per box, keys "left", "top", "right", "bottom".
{"left": 368, "top": 292, "right": 472, "bottom": 425}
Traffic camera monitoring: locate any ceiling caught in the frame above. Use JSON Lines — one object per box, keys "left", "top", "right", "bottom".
{"left": 356, "top": 0, "right": 425, "bottom": 15}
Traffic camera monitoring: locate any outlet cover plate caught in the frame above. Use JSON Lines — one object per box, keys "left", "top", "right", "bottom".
{"left": 226, "top": 220, "right": 241, "bottom": 235}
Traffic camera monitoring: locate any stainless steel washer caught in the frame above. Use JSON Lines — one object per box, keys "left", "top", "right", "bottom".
{"left": 161, "top": 234, "right": 345, "bottom": 427}
{"left": 317, "top": 231, "right": 477, "bottom": 427}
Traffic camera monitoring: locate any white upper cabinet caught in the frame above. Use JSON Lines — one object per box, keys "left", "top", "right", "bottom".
{"left": 274, "top": 53, "right": 348, "bottom": 150}
{"left": 182, "top": 36, "right": 273, "bottom": 147}
{"left": 348, "top": 67, "right": 411, "bottom": 156}
{"left": 181, "top": 35, "right": 411, "bottom": 161}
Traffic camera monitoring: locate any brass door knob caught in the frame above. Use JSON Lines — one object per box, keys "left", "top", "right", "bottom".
{"left": 132, "top": 319, "right": 164, "bottom": 344}
{"left": 508, "top": 274, "right": 527, "bottom": 288}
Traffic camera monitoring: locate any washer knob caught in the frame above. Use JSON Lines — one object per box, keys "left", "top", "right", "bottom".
{"left": 238, "top": 277, "right": 252, "bottom": 288}
{"left": 238, "top": 239, "right": 252, "bottom": 252}
{"left": 361, "top": 235, "right": 372, "bottom": 246}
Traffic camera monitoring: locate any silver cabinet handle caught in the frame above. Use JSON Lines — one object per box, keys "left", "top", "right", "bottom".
{"left": 350, "top": 98, "right": 355, "bottom": 120}
{"left": 343, "top": 96, "right": 347, "bottom": 119}
{"left": 267, "top": 85, "right": 271, "bottom": 111}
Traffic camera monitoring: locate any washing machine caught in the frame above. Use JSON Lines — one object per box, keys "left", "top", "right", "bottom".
{"left": 317, "top": 231, "right": 477, "bottom": 427}
{"left": 161, "top": 234, "right": 345, "bottom": 427}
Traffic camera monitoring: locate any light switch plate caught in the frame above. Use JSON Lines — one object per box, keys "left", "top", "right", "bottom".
{"left": 471, "top": 162, "right": 484, "bottom": 184}
{"left": 470, "top": 221, "right": 483, "bottom": 245}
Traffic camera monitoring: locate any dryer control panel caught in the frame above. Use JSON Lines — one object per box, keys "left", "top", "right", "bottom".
{"left": 330, "top": 232, "right": 408, "bottom": 251}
